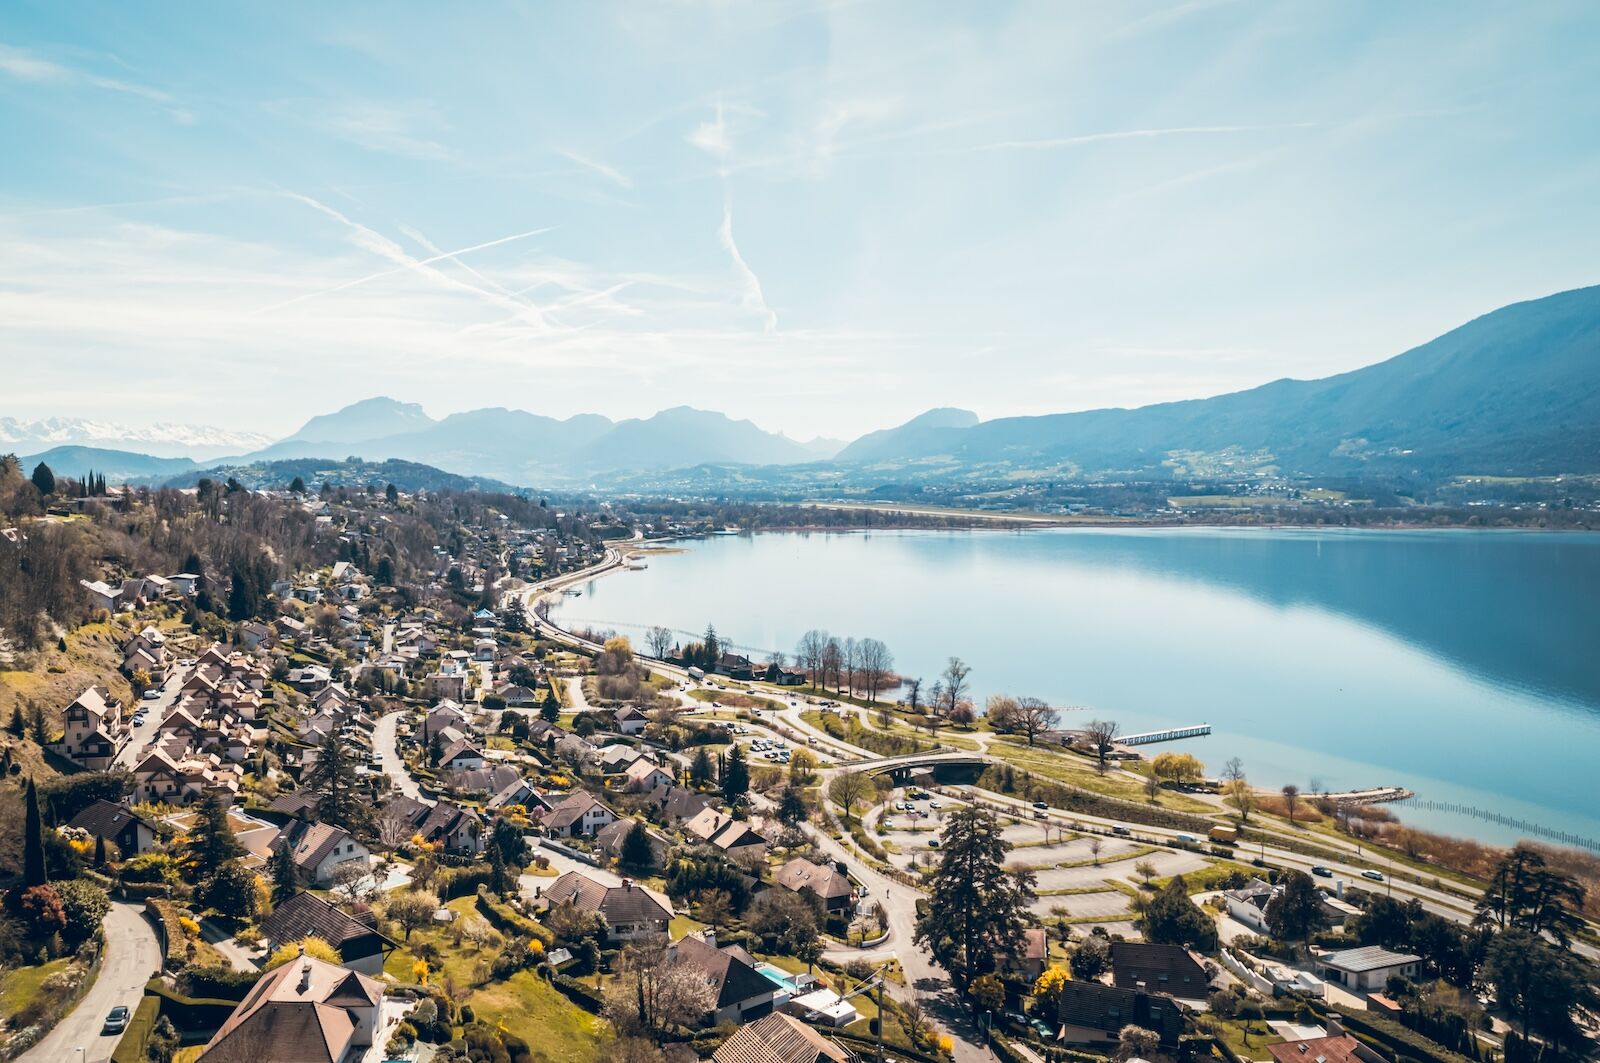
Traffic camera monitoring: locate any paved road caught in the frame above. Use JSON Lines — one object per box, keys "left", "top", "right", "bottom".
{"left": 113, "top": 663, "right": 193, "bottom": 769}
{"left": 372, "top": 710, "right": 428, "bottom": 804}
{"left": 20, "top": 903, "right": 160, "bottom": 1063}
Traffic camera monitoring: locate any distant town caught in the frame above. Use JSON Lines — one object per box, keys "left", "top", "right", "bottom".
{"left": 0, "top": 458, "right": 1594, "bottom": 1063}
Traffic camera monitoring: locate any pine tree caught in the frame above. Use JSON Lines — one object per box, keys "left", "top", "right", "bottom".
{"left": 913, "top": 805, "right": 1036, "bottom": 991}
{"left": 30, "top": 462, "right": 55, "bottom": 496}
{"left": 29, "top": 703, "right": 48, "bottom": 744}
{"left": 690, "top": 748, "right": 715, "bottom": 787}
{"left": 94, "top": 833, "right": 107, "bottom": 868}
{"left": 23, "top": 777, "right": 48, "bottom": 887}
{"left": 7, "top": 705, "right": 23, "bottom": 736}
{"left": 307, "top": 730, "right": 365, "bottom": 830}
{"left": 721, "top": 745, "right": 749, "bottom": 806}
{"left": 619, "top": 821, "right": 656, "bottom": 871}
{"left": 185, "top": 794, "right": 245, "bottom": 880}
{"left": 269, "top": 846, "right": 302, "bottom": 904}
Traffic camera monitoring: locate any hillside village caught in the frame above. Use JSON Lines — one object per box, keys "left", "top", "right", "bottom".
{"left": 0, "top": 463, "right": 1595, "bottom": 1063}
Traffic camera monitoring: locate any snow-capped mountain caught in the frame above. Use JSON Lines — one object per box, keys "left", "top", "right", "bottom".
{"left": 0, "top": 417, "right": 273, "bottom": 461}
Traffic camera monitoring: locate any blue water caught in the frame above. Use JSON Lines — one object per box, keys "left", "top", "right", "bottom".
{"left": 550, "top": 528, "right": 1600, "bottom": 847}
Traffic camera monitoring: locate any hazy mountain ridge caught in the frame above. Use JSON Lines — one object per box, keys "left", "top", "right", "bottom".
{"left": 17, "top": 446, "right": 198, "bottom": 484}
{"left": 0, "top": 416, "right": 272, "bottom": 460}
{"left": 10, "top": 285, "right": 1598, "bottom": 488}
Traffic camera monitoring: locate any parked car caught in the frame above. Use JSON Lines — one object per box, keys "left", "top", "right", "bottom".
{"left": 928, "top": 839, "right": 940, "bottom": 848}
{"left": 1311, "top": 866, "right": 1333, "bottom": 877}
{"left": 104, "top": 1006, "right": 130, "bottom": 1034}
{"left": 141, "top": 688, "right": 161, "bottom": 700}
{"left": 1361, "top": 869, "right": 1385, "bottom": 882}
{"left": 1032, "top": 801, "right": 1049, "bottom": 810}
{"left": 1111, "top": 825, "right": 1131, "bottom": 836}
{"left": 1032, "top": 810, "right": 1048, "bottom": 820}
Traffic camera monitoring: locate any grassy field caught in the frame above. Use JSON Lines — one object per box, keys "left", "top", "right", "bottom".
{"left": 989, "top": 739, "right": 1218, "bottom": 815}
{"left": 382, "top": 897, "right": 606, "bottom": 1061}
{"left": 0, "top": 956, "right": 72, "bottom": 1017}
{"left": 471, "top": 969, "right": 608, "bottom": 1063}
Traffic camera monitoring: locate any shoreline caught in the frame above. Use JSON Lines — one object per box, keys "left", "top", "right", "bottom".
{"left": 537, "top": 529, "right": 1600, "bottom": 853}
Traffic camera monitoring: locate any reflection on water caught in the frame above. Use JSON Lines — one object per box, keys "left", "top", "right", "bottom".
{"left": 553, "top": 528, "right": 1600, "bottom": 846}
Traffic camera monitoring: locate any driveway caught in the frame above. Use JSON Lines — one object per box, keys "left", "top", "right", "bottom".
{"left": 372, "top": 710, "right": 428, "bottom": 804}
{"left": 20, "top": 902, "right": 160, "bottom": 1063}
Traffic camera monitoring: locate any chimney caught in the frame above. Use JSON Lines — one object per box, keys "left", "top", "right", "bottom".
{"left": 622, "top": 878, "right": 633, "bottom": 891}
{"left": 702, "top": 929, "right": 717, "bottom": 948}
{"left": 298, "top": 963, "right": 313, "bottom": 994}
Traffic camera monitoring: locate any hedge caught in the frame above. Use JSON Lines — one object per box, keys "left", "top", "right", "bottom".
{"left": 436, "top": 863, "right": 494, "bottom": 900}
{"left": 474, "top": 887, "right": 554, "bottom": 947}
{"left": 1320, "top": 1003, "right": 1478, "bottom": 1063}
{"left": 142, "top": 979, "right": 241, "bottom": 1033}
{"left": 145, "top": 898, "right": 189, "bottom": 967}
{"left": 177, "top": 963, "right": 260, "bottom": 1001}
{"left": 550, "top": 973, "right": 605, "bottom": 1014}
{"left": 109, "top": 996, "right": 160, "bottom": 1063}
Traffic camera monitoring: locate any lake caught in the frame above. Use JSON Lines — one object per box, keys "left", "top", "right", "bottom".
{"left": 548, "top": 527, "right": 1600, "bottom": 847}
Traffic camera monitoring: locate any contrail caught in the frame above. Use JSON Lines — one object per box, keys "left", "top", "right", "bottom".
{"left": 251, "top": 218, "right": 553, "bottom": 316}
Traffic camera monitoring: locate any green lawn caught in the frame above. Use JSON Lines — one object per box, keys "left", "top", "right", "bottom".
{"left": 471, "top": 969, "right": 607, "bottom": 1063}
{"left": 989, "top": 739, "right": 1217, "bottom": 814}
{"left": 0, "top": 957, "right": 72, "bottom": 1018}
{"left": 381, "top": 896, "right": 604, "bottom": 1060}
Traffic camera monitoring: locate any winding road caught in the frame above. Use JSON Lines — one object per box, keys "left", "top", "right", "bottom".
{"left": 19, "top": 903, "right": 160, "bottom": 1063}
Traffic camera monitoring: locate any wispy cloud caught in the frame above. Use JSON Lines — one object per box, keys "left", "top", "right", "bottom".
{"left": 689, "top": 102, "right": 733, "bottom": 160}
{"left": 554, "top": 147, "right": 633, "bottom": 189}
{"left": 280, "top": 100, "right": 452, "bottom": 160}
{"left": 961, "top": 123, "right": 1318, "bottom": 153}
{"left": 272, "top": 192, "right": 557, "bottom": 331}
{"left": 0, "top": 42, "right": 170, "bottom": 102}
{"left": 254, "top": 214, "right": 555, "bottom": 315}
{"left": 719, "top": 195, "right": 776, "bottom": 334}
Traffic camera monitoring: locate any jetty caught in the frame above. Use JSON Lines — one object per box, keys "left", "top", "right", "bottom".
{"left": 1120, "top": 722, "right": 1211, "bottom": 746}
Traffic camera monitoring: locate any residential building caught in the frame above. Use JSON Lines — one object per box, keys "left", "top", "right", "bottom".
{"left": 1110, "top": 941, "right": 1212, "bottom": 1000}
{"left": 538, "top": 871, "right": 673, "bottom": 942}
{"left": 544, "top": 792, "right": 617, "bottom": 838}
{"left": 67, "top": 799, "right": 157, "bottom": 858}
{"left": 673, "top": 932, "right": 777, "bottom": 1025}
{"left": 685, "top": 808, "right": 770, "bottom": 860}
{"left": 1268, "top": 1028, "right": 1388, "bottom": 1063}
{"left": 775, "top": 857, "right": 854, "bottom": 916}
{"left": 274, "top": 821, "right": 371, "bottom": 886}
{"left": 196, "top": 953, "right": 382, "bottom": 1062}
{"left": 53, "top": 685, "right": 126, "bottom": 770}
{"left": 1055, "top": 982, "right": 1183, "bottom": 1047}
{"left": 712, "top": 1011, "right": 856, "bottom": 1063}
{"left": 259, "top": 892, "right": 397, "bottom": 976}
{"left": 1315, "top": 946, "right": 1421, "bottom": 991}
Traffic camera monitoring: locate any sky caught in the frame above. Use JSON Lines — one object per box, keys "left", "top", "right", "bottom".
{"left": 2, "top": 1, "right": 1598, "bottom": 443}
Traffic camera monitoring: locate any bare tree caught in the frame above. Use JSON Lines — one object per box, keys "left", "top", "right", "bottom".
{"left": 603, "top": 939, "right": 717, "bottom": 1043}
{"left": 842, "top": 637, "right": 859, "bottom": 698}
{"left": 384, "top": 889, "right": 439, "bottom": 941}
{"left": 1281, "top": 784, "right": 1300, "bottom": 824}
{"left": 1116, "top": 1024, "right": 1161, "bottom": 1062}
{"left": 646, "top": 625, "right": 673, "bottom": 660}
{"left": 1016, "top": 696, "right": 1059, "bottom": 746}
{"left": 821, "top": 637, "right": 843, "bottom": 693}
{"left": 940, "top": 657, "right": 971, "bottom": 717}
{"left": 1089, "top": 836, "right": 1104, "bottom": 865}
{"left": 828, "top": 771, "right": 873, "bottom": 826}
{"left": 1082, "top": 719, "right": 1119, "bottom": 771}
{"left": 376, "top": 801, "right": 415, "bottom": 851}
{"left": 795, "top": 629, "right": 829, "bottom": 691}
{"left": 327, "top": 860, "right": 375, "bottom": 906}
{"left": 858, "top": 638, "right": 893, "bottom": 703}
{"left": 986, "top": 694, "right": 1020, "bottom": 733}
{"left": 1145, "top": 771, "right": 1160, "bottom": 802}
{"left": 904, "top": 676, "right": 923, "bottom": 715}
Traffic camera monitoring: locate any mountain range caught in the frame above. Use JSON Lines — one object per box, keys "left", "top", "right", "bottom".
{"left": 0, "top": 417, "right": 271, "bottom": 460}
{"left": 7, "top": 284, "right": 1599, "bottom": 489}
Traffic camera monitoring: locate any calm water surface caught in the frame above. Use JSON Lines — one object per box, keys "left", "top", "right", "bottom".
{"left": 549, "top": 528, "right": 1600, "bottom": 846}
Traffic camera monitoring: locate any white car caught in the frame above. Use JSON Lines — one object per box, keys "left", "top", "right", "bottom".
{"left": 141, "top": 688, "right": 161, "bottom": 700}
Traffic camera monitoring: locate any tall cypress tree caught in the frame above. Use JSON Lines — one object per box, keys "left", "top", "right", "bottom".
{"left": 23, "top": 777, "right": 47, "bottom": 887}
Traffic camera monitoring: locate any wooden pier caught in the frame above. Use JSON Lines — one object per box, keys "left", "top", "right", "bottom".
{"left": 1120, "top": 723, "right": 1211, "bottom": 746}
